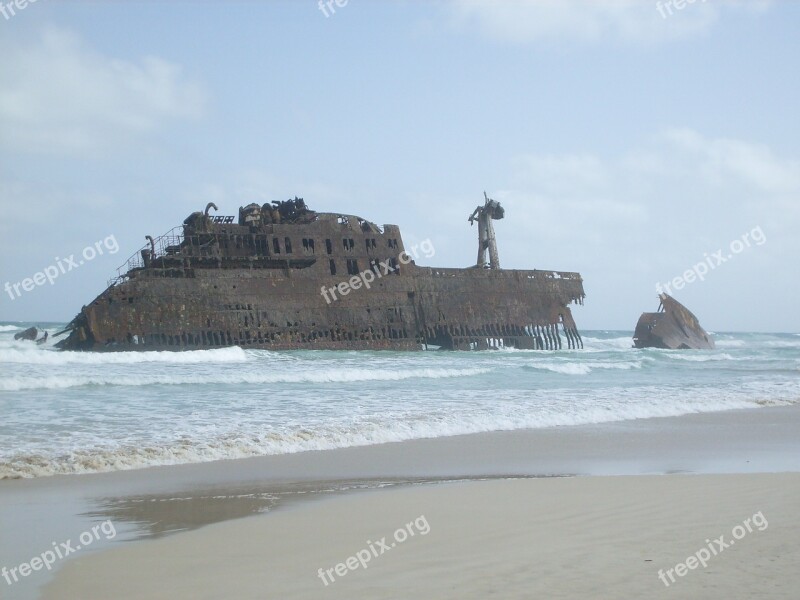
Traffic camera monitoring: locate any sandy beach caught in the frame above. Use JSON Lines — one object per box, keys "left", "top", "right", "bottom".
{"left": 0, "top": 405, "right": 797, "bottom": 599}
{"left": 3, "top": 0, "right": 798, "bottom": 597}
{"left": 41, "top": 474, "right": 800, "bottom": 599}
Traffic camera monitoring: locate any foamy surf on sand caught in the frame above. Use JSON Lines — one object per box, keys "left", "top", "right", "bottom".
{"left": 1, "top": 327, "right": 798, "bottom": 478}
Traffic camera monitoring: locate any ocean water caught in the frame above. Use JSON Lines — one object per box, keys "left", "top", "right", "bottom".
{"left": 1, "top": 324, "right": 798, "bottom": 479}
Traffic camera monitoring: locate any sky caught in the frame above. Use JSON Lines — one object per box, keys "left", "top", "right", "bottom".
{"left": 1, "top": 0, "right": 798, "bottom": 332}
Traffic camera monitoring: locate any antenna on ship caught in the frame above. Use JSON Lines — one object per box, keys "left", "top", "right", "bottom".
{"left": 468, "top": 191, "right": 505, "bottom": 269}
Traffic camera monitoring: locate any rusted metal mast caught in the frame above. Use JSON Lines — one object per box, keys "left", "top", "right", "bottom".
{"left": 469, "top": 192, "right": 504, "bottom": 269}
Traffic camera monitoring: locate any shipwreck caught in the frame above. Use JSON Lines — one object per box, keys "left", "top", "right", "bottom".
{"left": 56, "top": 194, "right": 585, "bottom": 351}
{"left": 633, "top": 293, "right": 714, "bottom": 350}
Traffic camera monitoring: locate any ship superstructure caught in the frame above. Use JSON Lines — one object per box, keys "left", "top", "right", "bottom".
{"left": 57, "top": 196, "right": 585, "bottom": 351}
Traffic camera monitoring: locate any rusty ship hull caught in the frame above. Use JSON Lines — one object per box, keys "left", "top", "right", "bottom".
{"left": 57, "top": 200, "right": 585, "bottom": 352}
{"left": 633, "top": 293, "right": 714, "bottom": 350}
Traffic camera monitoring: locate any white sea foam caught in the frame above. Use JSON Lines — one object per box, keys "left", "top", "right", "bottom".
{"left": 0, "top": 367, "right": 491, "bottom": 391}
{"left": 494, "top": 336, "right": 634, "bottom": 354}
{"left": 532, "top": 362, "right": 592, "bottom": 375}
{"left": 2, "top": 330, "right": 796, "bottom": 480}
{"left": 2, "top": 390, "right": 789, "bottom": 479}
{"left": 715, "top": 339, "right": 746, "bottom": 348}
{"left": 527, "top": 359, "right": 643, "bottom": 375}
{"left": 665, "top": 353, "right": 739, "bottom": 362}
{"left": 581, "top": 336, "right": 635, "bottom": 352}
{"left": 0, "top": 325, "right": 21, "bottom": 332}
{"left": 765, "top": 340, "right": 800, "bottom": 348}
{"left": 0, "top": 346, "right": 249, "bottom": 366}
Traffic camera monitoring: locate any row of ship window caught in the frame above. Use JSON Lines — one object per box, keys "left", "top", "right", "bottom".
{"left": 329, "top": 257, "right": 401, "bottom": 276}
{"left": 265, "top": 237, "right": 399, "bottom": 255}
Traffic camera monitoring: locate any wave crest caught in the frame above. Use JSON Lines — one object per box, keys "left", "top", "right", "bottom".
{"left": 0, "top": 346, "right": 249, "bottom": 366}
{"left": 665, "top": 353, "right": 737, "bottom": 362}
{"left": 526, "top": 360, "right": 643, "bottom": 375}
{"left": 0, "top": 367, "right": 491, "bottom": 391}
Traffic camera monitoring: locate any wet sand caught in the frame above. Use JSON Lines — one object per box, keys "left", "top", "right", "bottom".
{"left": 2, "top": 405, "right": 799, "bottom": 599}
{"left": 42, "top": 474, "right": 800, "bottom": 599}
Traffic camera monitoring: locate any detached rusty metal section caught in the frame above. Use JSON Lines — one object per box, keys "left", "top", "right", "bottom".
{"left": 56, "top": 198, "right": 586, "bottom": 351}
{"left": 633, "top": 293, "right": 714, "bottom": 350}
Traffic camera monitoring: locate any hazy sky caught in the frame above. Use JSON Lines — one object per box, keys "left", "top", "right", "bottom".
{"left": 1, "top": 0, "right": 798, "bottom": 332}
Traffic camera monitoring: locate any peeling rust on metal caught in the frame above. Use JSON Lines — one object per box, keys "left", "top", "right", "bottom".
{"left": 56, "top": 196, "right": 586, "bottom": 351}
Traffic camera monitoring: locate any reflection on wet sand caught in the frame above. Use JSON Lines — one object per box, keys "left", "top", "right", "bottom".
{"left": 83, "top": 476, "right": 547, "bottom": 539}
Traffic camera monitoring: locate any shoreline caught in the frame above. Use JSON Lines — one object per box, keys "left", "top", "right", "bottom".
{"left": 42, "top": 473, "right": 800, "bottom": 599}
{"left": 6, "top": 402, "right": 800, "bottom": 490}
{"left": 3, "top": 404, "right": 800, "bottom": 599}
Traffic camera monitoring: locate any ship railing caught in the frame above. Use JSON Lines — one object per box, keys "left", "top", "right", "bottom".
{"left": 526, "top": 271, "right": 583, "bottom": 281}
{"left": 106, "top": 226, "right": 185, "bottom": 288}
{"left": 427, "top": 267, "right": 582, "bottom": 281}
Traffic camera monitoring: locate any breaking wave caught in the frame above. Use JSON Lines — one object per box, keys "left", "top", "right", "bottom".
{"left": 765, "top": 340, "right": 800, "bottom": 348}
{"left": 0, "top": 367, "right": 491, "bottom": 391}
{"left": 3, "top": 391, "right": 794, "bottom": 479}
{"left": 2, "top": 329, "right": 797, "bottom": 479}
{"left": 715, "top": 339, "right": 746, "bottom": 348}
{"left": 581, "top": 336, "right": 634, "bottom": 352}
{"left": 0, "top": 325, "right": 20, "bottom": 332}
{"left": 665, "top": 353, "right": 739, "bottom": 362}
{"left": 526, "top": 359, "right": 644, "bottom": 375}
{"left": 0, "top": 346, "right": 249, "bottom": 366}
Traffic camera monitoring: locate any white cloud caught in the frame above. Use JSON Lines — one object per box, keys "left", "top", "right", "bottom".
{"left": 0, "top": 180, "right": 114, "bottom": 234}
{"left": 487, "top": 128, "right": 798, "bottom": 329}
{"left": 0, "top": 26, "right": 206, "bottom": 156}
{"left": 446, "top": 0, "right": 771, "bottom": 44}
{"left": 660, "top": 128, "right": 800, "bottom": 194}
{"left": 494, "top": 129, "right": 798, "bottom": 275}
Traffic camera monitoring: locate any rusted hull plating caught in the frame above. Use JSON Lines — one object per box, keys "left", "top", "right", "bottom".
{"left": 633, "top": 293, "right": 714, "bottom": 350}
{"left": 57, "top": 203, "right": 585, "bottom": 352}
